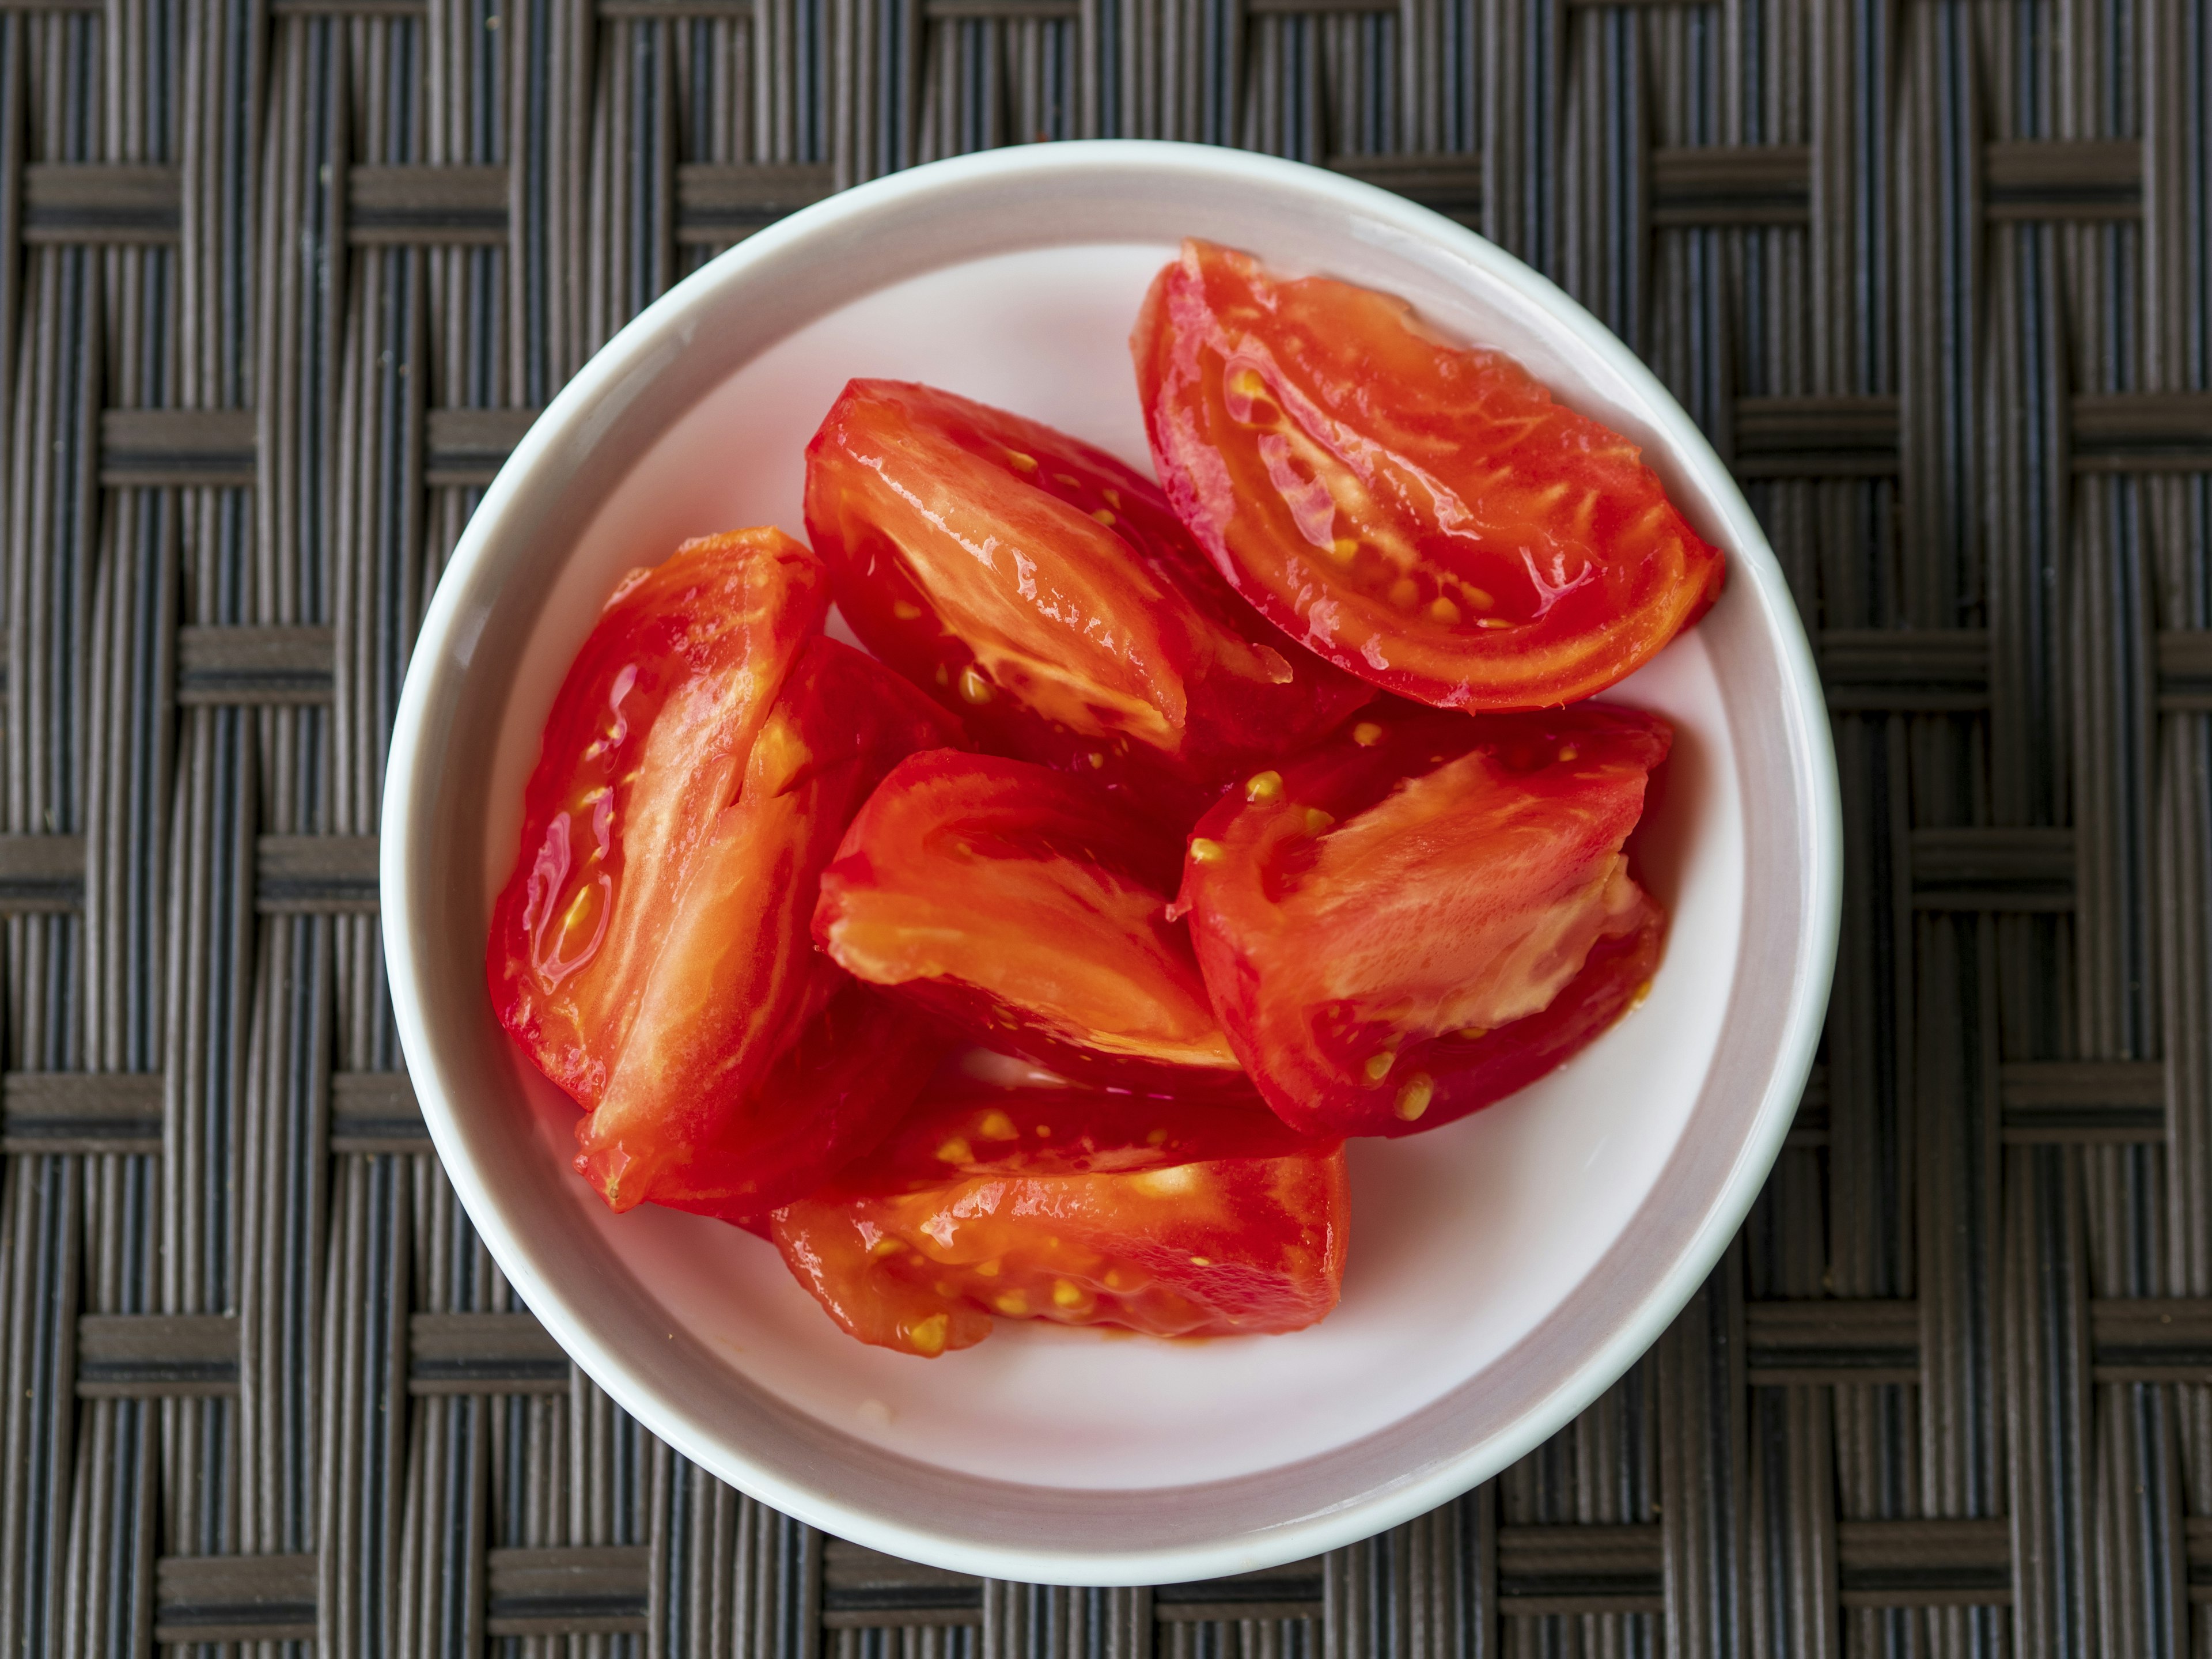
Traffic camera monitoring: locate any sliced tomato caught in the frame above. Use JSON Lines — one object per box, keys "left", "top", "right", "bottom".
{"left": 813, "top": 750, "right": 1244, "bottom": 1090}
{"left": 770, "top": 1077, "right": 1347, "bottom": 1356}
{"left": 487, "top": 529, "right": 964, "bottom": 1215}
{"left": 1132, "top": 240, "right": 1725, "bottom": 710}
{"left": 488, "top": 528, "right": 824, "bottom": 1110}
{"left": 840, "top": 1070, "right": 1326, "bottom": 1192}
{"left": 803, "top": 378, "right": 1369, "bottom": 815}
{"left": 640, "top": 982, "right": 948, "bottom": 1226}
{"left": 1172, "top": 702, "right": 1670, "bottom": 1137}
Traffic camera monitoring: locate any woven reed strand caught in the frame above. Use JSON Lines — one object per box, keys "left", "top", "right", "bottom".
{"left": 0, "top": 0, "right": 2207, "bottom": 1653}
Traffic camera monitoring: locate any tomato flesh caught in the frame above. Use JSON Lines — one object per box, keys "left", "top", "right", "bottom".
{"left": 1173, "top": 702, "right": 1670, "bottom": 1137}
{"left": 803, "top": 378, "right": 1369, "bottom": 815}
{"left": 487, "top": 528, "right": 964, "bottom": 1216}
{"left": 814, "top": 751, "right": 1242, "bottom": 1089}
{"left": 1132, "top": 241, "right": 1725, "bottom": 710}
{"left": 771, "top": 1079, "right": 1347, "bottom": 1355}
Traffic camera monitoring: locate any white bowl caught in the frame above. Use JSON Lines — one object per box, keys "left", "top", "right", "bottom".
{"left": 381, "top": 140, "right": 1839, "bottom": 1586}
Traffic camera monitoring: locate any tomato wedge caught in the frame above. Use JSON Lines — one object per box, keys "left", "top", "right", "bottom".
{"left": 487, "top": 528, "right": 964, "bottom": 1215}
{"left": 803, "top": 378, "right": 1369, "bottom": 814}
{"left": 639, "top": 982, "right": 948, "bottom": 1226}
{"left": 770, "top": 1078, "right": 1347, "bottom": 1355}
{"left": 812, "top": 751, "right": 1242, "bottom": 1089}
{"left": 1132, "top": 240, "right": 1725, "bottom": 710}
{"left": 1172, "top": 702, "right": 1669, "bottom": 1137}
{"left": 489, "top": 528, "right": 824, "bottom": 1110}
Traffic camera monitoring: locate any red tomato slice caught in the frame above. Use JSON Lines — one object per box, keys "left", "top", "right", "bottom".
{"left": 640, "top": 982, "right": 948, "bottom": 1226}
{"left": 813, "top": 751, "right": 1244, "bottom": 1090}
{"left": 771, "top": 1078, "right": 1348, "bottom": 1356}
{"left": 840, "top": 1070, "right": 1328, "bottom": 1191}
{"left": 1172, "top": 702, "right": 1670, "bottom": 1137}
{"left": 1132, "top": 240, "right": 1725, "bottom": 710}
{"left": 487, "top": 529, "right": 964, "bottom": 1215}
{"left": 488, "top": 528, "right": 824, "bottom": 1109}
{"left": 803, "top": 378, "right": 1369, "bottom": 815}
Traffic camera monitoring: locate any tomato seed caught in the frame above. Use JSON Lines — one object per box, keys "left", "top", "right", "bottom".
{"left": 1394, "top": 1074, "right": 1435, "bottom": 1120}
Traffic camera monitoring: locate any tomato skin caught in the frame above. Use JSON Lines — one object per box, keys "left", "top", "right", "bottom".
{"left": 487, "top": 529, "right": 964, "bottom": 1216}
{"left": 1173, "top": 702, "right": 1671, "bottom": 1138}
{"left": 1132, "top": 241, "right": 1725, "bottom": 711}
{"left": 638, "top": 982, "right": 950, "bottom": 1226}
{"left": 813, "top": 751, "right": 1244, "bottom": 1090}
{"left": 770, "top": 1078, "right": 1347, "bottom": 1356}
{"left": 803, "top": 378, "right": 1370, "bottom": 817}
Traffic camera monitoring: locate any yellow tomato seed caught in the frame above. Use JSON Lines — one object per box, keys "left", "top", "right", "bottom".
{"left": 995, "top": 1291, "right": 1030, "bottom": 1316}
{"left": 868, "top": 1236, "right": 904, "bottom": 1257}
{"left": 1090, "top": 507, "right": 1116, "bottom": 527}
{"left": 1052, "top": 1280, "right": 1085, "bottom": 1309}
{"left": 1455, "top": 1027, "right": 1489, "bottom": 1041}
{"left": 934, "top": 1137, "right": 973, "bottom": 1164}
{"left": 1102, "top": 487, "right": 1122, "bottom": 510}
{"left": 1428, "top": 596, "right": 1461, "bottom": 625}
{"left": 1088, "top": 752, "right": 1105, "bottom": 768}
{"left": 1388, "top": 577, "right": 1420, "bottom": 608}
{"left": 976, "top": 1110, "right": 1018, "bottom": 1141}
{"left": 1132, "top": 1164, "right": 1199, "bottom": 1196}
{"left": 1363, "top": 1051, "right": 1396, "bottom": 1083}
{"left": 1395, "top": 1074, "right": 1435, "bottom": 1121}
{"left": 1229, "top": 368, "right": 1267, "bottom": 399}
{"left": 1005, "top": 449, "right": 1038, "bottom": 473}
{"left": 1559, "top": 745, "right": 1578, "bottom": 763}
{"left": 1145, "top": 1127, "right": 1170, "bottom": 1146}
{"left": 1304, "top": 808, "right": 1335, "bottom": 834}
{"left": 958, "top": 666, "right": 993, "bottom": 704}
{"left": 908, "top": 1315, "right": 950, "bottom": 1356}
{"left": 1188, "top": 838, "right": 1226, "bottom": 864}
{"left": 1351, "top": 721, "right": 1385, "bottom": 747}
{"left": 974, "top": 1259, "right": 1001, "bottom": 1278}
{"left": 1467, "top": 587, "right": 1495, "bottom": 609}
{"left": 1245, "top": 770, "right": 1284, "bottom": 803}
{"left": 1330, "top": 537, "right": 1360, "bottom": 564}
{"left": 891, "top": 600, "right": 923, "bottom": 620}
{"left": 1190, "top": 1256, "right": 1213, "bottom": 1268}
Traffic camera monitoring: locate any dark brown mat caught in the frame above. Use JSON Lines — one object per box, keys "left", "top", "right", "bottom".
{"left": 2, "top": 0, "right": 2206, "bottom": 1651}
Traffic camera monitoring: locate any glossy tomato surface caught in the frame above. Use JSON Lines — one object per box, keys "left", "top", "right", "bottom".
{"left": 770, "top": 1077, "right": 1348, "bottom": 1357}
{"left": 487, "top": 529, "right": 963, "bottom": 1215}
{"left": 803, "top": 378, "right": 1368, "bottom": 815}
{"left": 1133, "top": 240, "right": 1725, "bottom": 711}
{"left": 813, "top": 751, "right": 1243, "bottom": 1089}
{"left": 640, "top": 982, "right": 948, "bottom": 1227}
{"left": 1173, "top": 702, "right": 1671, "bottom": 1137}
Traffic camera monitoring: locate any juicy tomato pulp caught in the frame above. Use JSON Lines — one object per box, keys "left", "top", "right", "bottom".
{"left": 812, "top": 751, "right": 1241, "bottom": 1089}
{"left": 1173, "top": 703, "right": 1671, "bottom": 1137}
{"left": 771, "top": 1080, "right": 1348, "bottom": 1355}
{"left": 1133, "top": 241, "right": 1725, "bottom": 711}
{"left": 486, "top": 529, "right": 963, "bottom": 1217}
{"left": 803, "top": 378, "right": 1370, "bottom": 816}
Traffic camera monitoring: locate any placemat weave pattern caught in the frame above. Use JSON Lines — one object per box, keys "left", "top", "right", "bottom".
{"left": 1, "top": 2, "right": 2207, "bottom": 1653}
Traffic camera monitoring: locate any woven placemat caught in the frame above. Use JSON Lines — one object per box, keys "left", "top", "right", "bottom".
{"left": 2, "top": 0, "right": 2206, "bottom": 1652}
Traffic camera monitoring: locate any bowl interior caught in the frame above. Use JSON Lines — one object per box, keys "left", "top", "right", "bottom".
{"left": 388, "top": 144, "right": 1830, "bottom": 1582}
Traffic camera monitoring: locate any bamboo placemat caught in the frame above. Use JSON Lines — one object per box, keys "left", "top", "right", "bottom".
{"left": 1, "top": 1, "right": 2207, "bottom": 1652}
